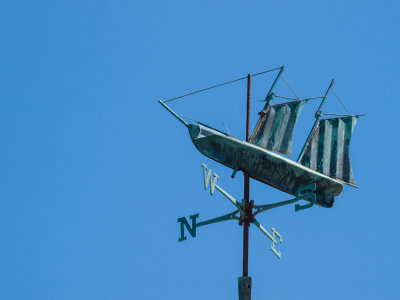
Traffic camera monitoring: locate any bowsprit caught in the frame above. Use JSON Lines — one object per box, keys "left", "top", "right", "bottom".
{"left": 159, "top": 66, "right": 364, "bottom": 300}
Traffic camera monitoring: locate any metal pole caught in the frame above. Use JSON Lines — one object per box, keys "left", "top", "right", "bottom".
{"left": 239, "top": 74, "right": 252, "bottom": 300}
{"left": 246, "top": 74, "right": 251, "bottom": 143}
{"left": 243, "top": 74, "right": 251, "bottom": 277}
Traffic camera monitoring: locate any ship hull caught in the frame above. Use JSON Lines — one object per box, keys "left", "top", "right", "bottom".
{"left": 189, "top": 123, "right": 343, "bottom": 207}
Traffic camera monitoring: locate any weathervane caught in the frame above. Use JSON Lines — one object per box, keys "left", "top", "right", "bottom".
{"left": 159, "top": 66, "right": 363, "bottom": 300}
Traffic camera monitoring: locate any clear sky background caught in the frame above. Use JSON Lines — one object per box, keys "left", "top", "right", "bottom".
{"left": 1, "top": 1, "right": 399, "bottom": 299}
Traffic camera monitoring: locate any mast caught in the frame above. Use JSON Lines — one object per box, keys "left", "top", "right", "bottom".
{"left": 265, "top": 65, "right": 285, "bottom": 106}
{"left": 243, "top": 74, "right": 251, "bottom": 277}
{"left": 239, "top": 74, "right": 252, "bottom": 300}
{"left": 297, "top": 79, "right": 335, "bottom": 162}
{"left": 249, "top": 66, "right": 284, "bottom": 143}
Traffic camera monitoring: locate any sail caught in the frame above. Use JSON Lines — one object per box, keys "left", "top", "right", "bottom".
{"left": 298, "top": 116, "right": 358, "bottom": 185}
{"left": 250, "top": 100, "right": 307, "bottom": 155}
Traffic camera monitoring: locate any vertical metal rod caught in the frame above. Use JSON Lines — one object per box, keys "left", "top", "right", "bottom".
{"left": 243, "top": 178, "right": 250, "bottom": 277}
{"left": 246, "top": 74, "right": 251, "bottom": 142}
{"left": 243, "top": 74, "right": 251, "bottom": 278}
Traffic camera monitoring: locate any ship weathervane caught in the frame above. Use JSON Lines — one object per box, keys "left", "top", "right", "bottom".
{"left": 159, "top": 66, "right": 363, "bottom": 300}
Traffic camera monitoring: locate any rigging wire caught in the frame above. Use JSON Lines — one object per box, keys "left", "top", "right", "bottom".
{"left": 322, "top": 113, "right": 352, "bottom": 117}
{"left": 331, "top": 88, "right": 351, "bottom": 116}
{"left": 163, "top": 67, "right": 282, "bottom": 103}
{"left": 323, "top": 113, "right": 366, "bottom": 117}
{"left": 223, "top": 123, "right": 232, "bottom": 135}
{"left": 273, "top": 95, "right": 324, "bottom": 102}
{"left": 163, "top": 77, "right": 247, "bottom": 103}
{"left": 281, "top": 75, "right": 300, "bottom": 100}
{"left": 181, "top": 115, "right": 199, "bottom": 123}
{"left": 273, "top": 95, "right": 298, "bottom": 101}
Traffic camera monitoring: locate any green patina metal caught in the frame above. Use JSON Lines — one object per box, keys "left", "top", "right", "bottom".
{"left": 178, "top": 163, "right": 316, "bottom": 259}
{"left": 250, "top": 99, "right": 307, "bottom": 155}
{"left": 298, "top": 116, "right": 359, "bottom": 185}
{"left": 177, "top": 213, "right": 199, "bottom": 242}
{"left": 253, "top": 220, "right": 282, "bottom": 259}
{"left": 178, "top": 210, "right": 240, "bottom": 242}
{"left": 238, "top": 277, "right": 252, "bottom": 300}
{"left": 297, "top": 79, "right": 335, "bottom": 162}
{"left": 160, "top": 67, "right": 362, "bottom": 299}
{"left": 159, "top": 67, "right": 361, "bottom": 208}
{"left": 189, "top": 123, "right": 342, "bottom": 207}
{"left": 196, "top": 210, "right": 240, "bottom": 227}
{"left": 253, "top": 183, "right": 316, "bottom": 215}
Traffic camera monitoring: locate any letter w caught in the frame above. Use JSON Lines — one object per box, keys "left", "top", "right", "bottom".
{"left": 202, "top": 163, "right": 219, "bottom": 195}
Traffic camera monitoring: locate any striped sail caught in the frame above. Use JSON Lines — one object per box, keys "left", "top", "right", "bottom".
{"left": 250, "top": 100, "right": 307, "bottom": 155}
{"left": 298, "top": 116, "right": 358, "bottom": 185}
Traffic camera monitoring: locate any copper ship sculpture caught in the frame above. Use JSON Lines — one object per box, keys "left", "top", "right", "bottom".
{"left": 159, "top": 66, "right": 362, "bottom": 208}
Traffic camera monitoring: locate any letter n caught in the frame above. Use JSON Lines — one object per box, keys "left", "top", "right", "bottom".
{"left": 177, "top": 213, "right": 199, "bottom": 242}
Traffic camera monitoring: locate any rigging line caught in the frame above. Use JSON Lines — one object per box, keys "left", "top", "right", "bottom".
{"left": 251, "top": 67, "right": 282, "bottom": 77}
{"left": 323, "top": 113, "right": 367, "bottom": 117}
{"left": 163, "top": 67, "right": 281, "bottom": 103}
{"left": 303, "top": 96, "right": 325, "bottom": 100}
{"left": 163, "top": 76, "right": 247, "bottom": 103}
{"left": 273, "top": 95, "right": 325, "bottom": 102}
{"left": 181, "top": 115, "right": 199, "bottom": 123}
{"left": 223, "top": 123, "right": 231, "bottom": 135}
{"left": 331, "top": 88, "right": 351, "bottom": 116}
{"left": 322, "top": 113, "right": 352, "bottom": 116}
{"left": 274, "top": 95, "right": 298, "bottom": 101}
{"left": 281, "top": 74, "right": 300, "bottom": 100}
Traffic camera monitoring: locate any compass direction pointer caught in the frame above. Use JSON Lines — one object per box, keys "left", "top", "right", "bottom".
{"left": 177, "top": 164, "right": 246, "bottom": 242}
{"left": 253, "top": 219, "right": 283, "bottom": 259}
{"left": 294, "top": 184, "right": 316, "bottom": 211}
{"left": 178, "top": 165, "right": 317, "bottom": 251}
{"left": 202, "top": 163, "right": 243, "bottom": 212}
{"left": 177, "top": 214, "right": 199, "bottom": 242}
{"left": 271, "top": 227, "right": 283, "bottom": 258}
{"left": 202, "top": 163, "right": 219, "bottom": 195}
{"left": 177, "top": 210, "right": 240, "bottom": 242}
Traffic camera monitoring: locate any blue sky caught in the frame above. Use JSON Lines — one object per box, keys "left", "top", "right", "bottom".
{"left": 1, "top": 1, "right": 399, "bottom": 299}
